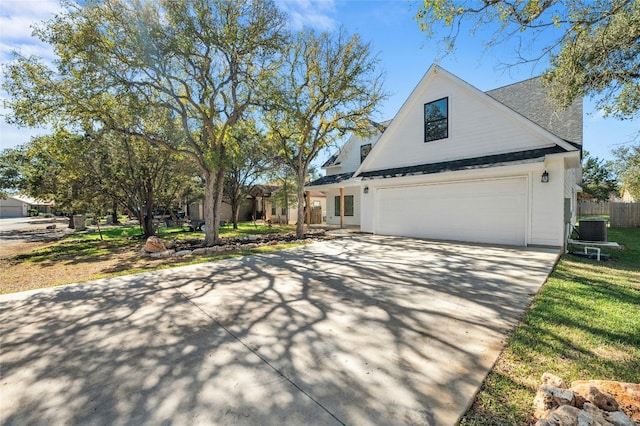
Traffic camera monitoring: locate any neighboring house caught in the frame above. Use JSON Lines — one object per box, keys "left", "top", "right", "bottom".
{"left": 611, "top": 188, "right": 635, "bottom": 203}
{"left": 251, "top": 185, "right": 326, "bottom": 225}
{"left": 188, "top": 198, "right": 254, "bottom": 224}
{"left": 307, "top": 65, "right": 582, "bottom": 247}
{"left": 187, "top": 185, "right": 327, "bottom": 225}
{"left": 0, "top": 195, "right": 55, "bottom": 218}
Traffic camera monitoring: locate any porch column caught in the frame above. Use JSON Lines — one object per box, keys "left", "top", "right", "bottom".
{"left": 339, "top": 187, "right": 345, "bottom": 229}
{"left": 305, "top": 190, "right": 311, "bottom": 225}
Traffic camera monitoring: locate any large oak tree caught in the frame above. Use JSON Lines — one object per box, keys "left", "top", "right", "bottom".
{"left": 3, "top": 0, "right": 287, "bottom": 245}
{"left": 265, "top": 28, "right": 385, "bottom": 238}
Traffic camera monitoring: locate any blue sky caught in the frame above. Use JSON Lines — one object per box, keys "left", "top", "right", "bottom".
{"left": 1, "top": 0, "right": 637, "bottom": 164}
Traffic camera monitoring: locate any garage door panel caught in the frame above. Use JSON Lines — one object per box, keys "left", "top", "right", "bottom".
{"left": 376, "top": 178, "right": 527, "bottom": 245}
{"left": 0, "top": 206, "right": 23, "bottom": 218}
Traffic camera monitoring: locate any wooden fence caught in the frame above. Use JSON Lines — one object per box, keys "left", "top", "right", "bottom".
{"left": 610, "top": 203, "right": 640, "bottom": 227}
{"left": 577, "top": 201, "right": 610, "bottom": 216}
{"left": 578, "top": 202, "right": 640, "bottom": 227}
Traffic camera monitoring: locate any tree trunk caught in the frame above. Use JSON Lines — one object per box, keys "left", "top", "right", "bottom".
{"left": 203, "top": 167, "right": 226, "bottom": 246}
{"left": 295, "top": 168, "right": 306, "bottom": 238}
{"left": 230, "top": 193, "right": 240, "bottom": 230}
{"left": 203, "top": 170, "right": 217, "bottom": 246}
{"left": 142, "top": 197, "right": 155, "bottom": 237}
{"left": 213, "top": 166, "right": 225, "bottom": 240}
{"left": 232, "top": 203, "right": 240, "bottom": 230}
{"left": 111, "top": 200, "right": 119, "bottom": 224}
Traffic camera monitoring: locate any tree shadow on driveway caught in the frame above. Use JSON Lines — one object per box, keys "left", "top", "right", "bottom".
{"left": 0, "top": 235, "right": 558, "bottom": 425}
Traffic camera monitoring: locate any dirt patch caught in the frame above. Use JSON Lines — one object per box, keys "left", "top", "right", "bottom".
{"left": 0, "top": 248, "right": 169, "bottom": 294}
{"left": 0, "top": 224, "right": 73, "bottom": 258}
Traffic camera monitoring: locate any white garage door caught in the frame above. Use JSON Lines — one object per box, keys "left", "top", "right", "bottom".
{"left": 375, "top": 177, "right": 527, "bottom": 245}
{"left": 0, "top": 206, "right": 23, "bottom": 218}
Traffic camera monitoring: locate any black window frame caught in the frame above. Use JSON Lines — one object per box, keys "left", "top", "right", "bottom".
{"left": 360, "top": 143, "right": 372, "bottom": 163}
{"left": 424, "top": 97, "right": 448, "bottom": 142}
{"left": 334, "top": 195, "right": 354, "bottom": 217}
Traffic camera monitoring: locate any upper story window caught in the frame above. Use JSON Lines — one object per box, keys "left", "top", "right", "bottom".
{"left": 360, "top": 143, "right": 372, "bottom": 163}
{"left": 424, "top": 97, "right": 448, "bottom": 142}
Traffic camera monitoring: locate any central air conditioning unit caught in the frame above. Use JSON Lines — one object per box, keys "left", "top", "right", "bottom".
{"left": 579, "top": 219, "right": 608, "bottom": 242}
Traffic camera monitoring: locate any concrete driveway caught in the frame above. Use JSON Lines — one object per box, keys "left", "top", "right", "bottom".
{"left": 0, "top": 235, "right": 558, "bottom": 425}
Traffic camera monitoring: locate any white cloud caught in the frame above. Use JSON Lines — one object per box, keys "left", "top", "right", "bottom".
{"left": 0, "top": 0, "right": 63, "bottom": 150}
{"left": 276, "top": 0, "right": 338, "bottom": 30}
{"left": 0, "top": 0, "right": 65, "bottom": 61}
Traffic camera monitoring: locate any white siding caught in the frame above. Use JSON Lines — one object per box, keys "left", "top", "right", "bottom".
{"left": 529, "top": 158, "right": 566, "bottom": 246}
{"left": 325, "top": 188, "right": 361, "bottom": 226}
{"left": 361, "top": 71, "right": 559, "bottom": 173}
{"left": 0, "top": 198, "right": 28, "bottom": 218}
{"left": 325, "top": 132, "right": 383, "bottom": 176}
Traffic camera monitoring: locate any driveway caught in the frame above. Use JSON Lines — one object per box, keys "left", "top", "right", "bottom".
{"left": 0, "top": 235, "right": 559, "bottom": 425}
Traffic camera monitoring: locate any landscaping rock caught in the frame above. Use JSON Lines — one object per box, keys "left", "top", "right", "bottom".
{"left": 173, "top": 250, "right": 192, "bottom": 257}
{"left": 571, "top": 381, "right": 640, "bottom": 423}
{"left": 534, "top": 374, "right": 639, "bottom": 426}
{"left": 192, "top": 248, "right": 207, "bottom": 255}
{"left": 46, "top": 224, "right": 56, "bottom": 230}
{"left": 145, "top": 236, "right": 167, "bottom": 253}
{"left": 605, "top": 410, "right": 637, "bottom": 426}
{"left": 149, "top": 249, "right": 174, "bottom": 258}
{"left": 248, "top": 234, "right": 258, "bottom": 241}
{"left": 534, "top": 385, "right": 576, "bottom": 419}
{"left": 542, "top": 405, "right": 582, "bottom": 425}
{"left": 543, "top": 372, "right": 568, "bottom": 389}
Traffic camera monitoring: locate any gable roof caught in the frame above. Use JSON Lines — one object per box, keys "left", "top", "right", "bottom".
{"left": 321, "top": 119, "right": 390, "bottom": 170}
{"left": 354, "top": 65, "right": 579, "bottom": 178}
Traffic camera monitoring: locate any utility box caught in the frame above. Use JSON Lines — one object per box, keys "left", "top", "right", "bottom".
{"left": 579, "top": 219, "right": 607, "bottom": 242}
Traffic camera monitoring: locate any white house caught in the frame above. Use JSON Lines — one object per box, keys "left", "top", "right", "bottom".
{"left": 0, "top": 195, "right": 55, "bottom": 218}
{"left": 307, "top": 65, "right": 582, "bottom": 247}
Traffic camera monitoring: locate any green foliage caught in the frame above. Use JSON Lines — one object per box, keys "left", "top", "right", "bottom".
{"left": 612, "top": 143, "right": 640, "bottom": 200}
{"left": 265, "top": 28, "right": 386, "bottom": 236}
{"left": 2, "top": 0, "right": 288, "bottom": 245}
{"left": 0, "top": 147, "right": 29, "bottom": 197}
{"left": 415, "top": 0, "right": 640, "bottom": 120}
{"left": 223, "top": 120, "right": 273, "bottom": 228}
{"left": 580, "top": 151, "right": 618, "bottom": 201}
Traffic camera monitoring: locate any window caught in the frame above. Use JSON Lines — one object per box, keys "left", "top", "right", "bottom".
{"left": 424, "top": 97, "right": 448, "bottom": 142}
{"left": 334, "top": 195, "right": 354, "bottom": 216}
{"left": 281, "top": 207, "right": 287, "bottom": 215}
{"left": 360, "top": 143, "right": 372, "bottom": 163}
{"left": 271, "top": 206, "right": 276, "bottom": 215}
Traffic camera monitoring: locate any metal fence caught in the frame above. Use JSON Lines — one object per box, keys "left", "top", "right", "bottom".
{"left": 578, "top": 202, "right": 640, "bottom": 227}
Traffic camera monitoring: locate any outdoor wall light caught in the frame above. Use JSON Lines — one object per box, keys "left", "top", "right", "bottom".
{"left": 541, "top": 170, "right": 549, "bottom": 183}
{"left": 363, "top": 185, "right": 369, "bottom": 194}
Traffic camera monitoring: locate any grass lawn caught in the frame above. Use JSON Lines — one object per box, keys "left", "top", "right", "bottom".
{"left": 0, "top": 222, "right": 306, "bottom": 294}
{"left": 460, "top": 227, "right": 640, "bottom": 425}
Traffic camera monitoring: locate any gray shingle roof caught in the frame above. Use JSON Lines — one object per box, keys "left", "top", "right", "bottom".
{"left": 486, "top": 77, "right": 583, "bottom": 145}
{"left": 356, "top": 146, "right": 567, "bottom": 180}
{"left": 307, "top": 172, "right": 355, "bottom": 187}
